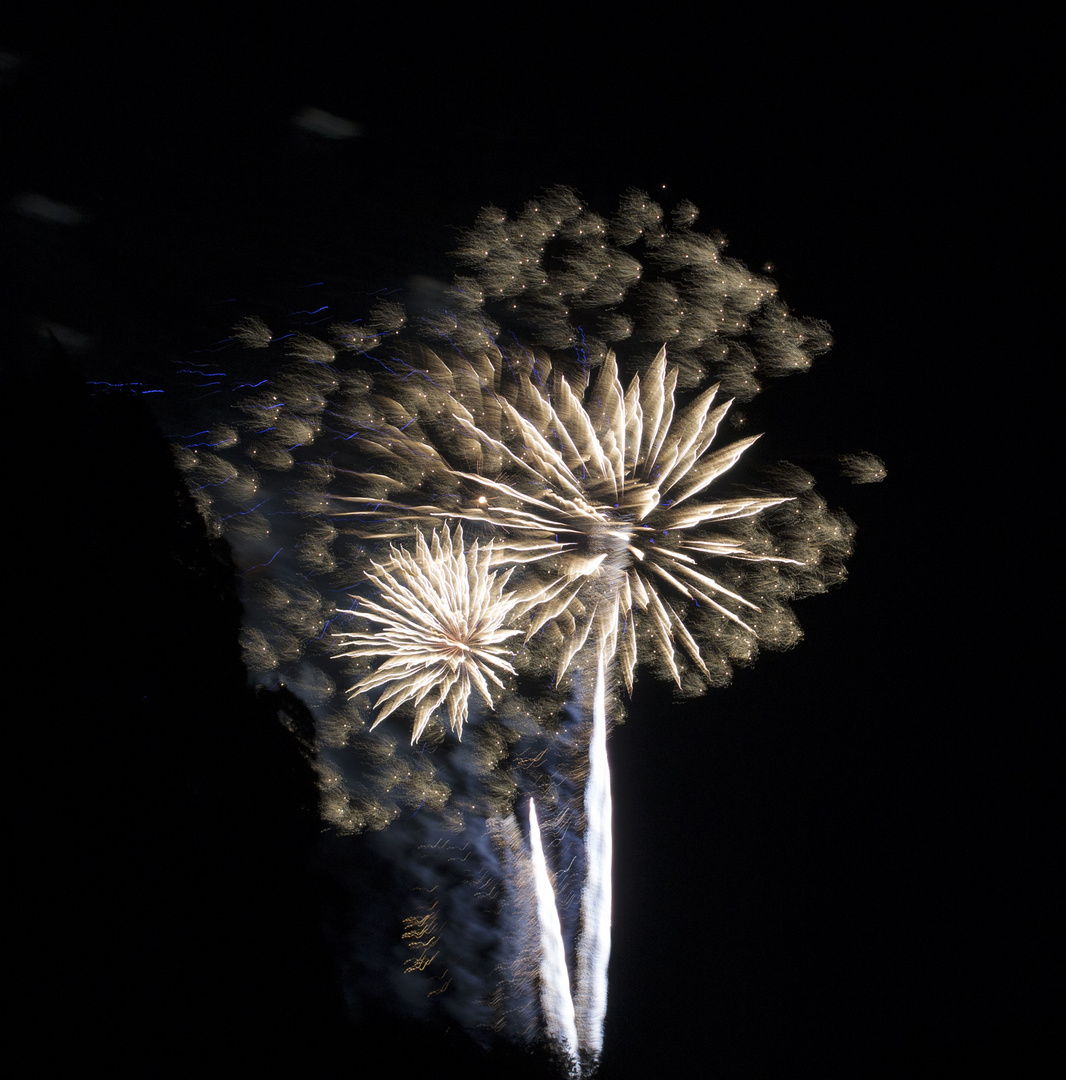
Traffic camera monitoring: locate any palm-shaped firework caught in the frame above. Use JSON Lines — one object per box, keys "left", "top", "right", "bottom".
{"left": 174, "top": 188, "right": 857, "bottom": 1074}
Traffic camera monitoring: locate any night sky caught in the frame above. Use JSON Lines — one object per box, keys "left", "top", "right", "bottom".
{"left": 6, "top": 10, "right": 1058, "bottom": 1078}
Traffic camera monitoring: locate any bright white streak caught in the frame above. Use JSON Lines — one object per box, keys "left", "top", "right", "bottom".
{"left": 574, "top": 649, "right": 612, "bottom": 1061}
{"left": 528, "top": 797, "right": 580, "bottom": 1070}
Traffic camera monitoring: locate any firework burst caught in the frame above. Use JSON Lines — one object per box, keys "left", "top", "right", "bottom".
{"left": 168, "top": 189, "right": 863, "bottom": 1071}
{"left": 333, "top": 523, "right": 544, "bottom": 742}
{"left": 329, "top": 341, "right": 849, "bottom": 694}
{"left": 177, "top": 188, "right": 850, "bottom": 701}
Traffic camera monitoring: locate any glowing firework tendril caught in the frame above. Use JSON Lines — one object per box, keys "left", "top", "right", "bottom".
{"left": 173, "top": 188, "right": 857, "bottom": 1072}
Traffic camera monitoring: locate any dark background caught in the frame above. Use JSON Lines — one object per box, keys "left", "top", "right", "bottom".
{"left": 5, "top": 9, "right": 1058, "bottom": 1078}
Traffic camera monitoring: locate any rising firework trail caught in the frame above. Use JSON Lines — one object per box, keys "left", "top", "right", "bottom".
{"left": 527, "top": 796, "right": 580, "bottom": 1070}
{"left": 574, "top": 648, "right": 611, "bottom": 1063}
{"left": 171, "top": 188, "right": 859, "bottom": 1071}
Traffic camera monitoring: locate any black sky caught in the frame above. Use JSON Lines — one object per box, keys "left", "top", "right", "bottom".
{"left": 5, "top": 9, "right": 1059, "bottom": 1078}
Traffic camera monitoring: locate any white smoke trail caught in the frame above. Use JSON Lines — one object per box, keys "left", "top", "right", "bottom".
{"left": 527, "top": 797, "right": 580, "bottom": 1070}
{"left": 574, "top": 649, "right": 612, "bottom": 1063}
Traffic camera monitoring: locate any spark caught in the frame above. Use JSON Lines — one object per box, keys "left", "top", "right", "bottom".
{"left": 839, "top": 451, "right": 888, "bottom": 484}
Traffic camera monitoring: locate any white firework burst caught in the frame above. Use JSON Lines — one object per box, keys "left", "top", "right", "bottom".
{"left": 451, "top": 343, "right": 797, "bottom": 691}
{"left": 333, "top": 524, "right": 533, "bottom": 742}
{"left": 167, "top": 190, "right": 864, "bottom": 1066}
{"left": 177, "top": 189, "right": 850, "bottom": 700}
{"left": 331, "top": 343, "right": 835, "bottom": 692}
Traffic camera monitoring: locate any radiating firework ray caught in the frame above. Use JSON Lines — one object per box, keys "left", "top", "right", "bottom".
{"left": 333, "top": 523, "right": 549, "bottom": 743}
